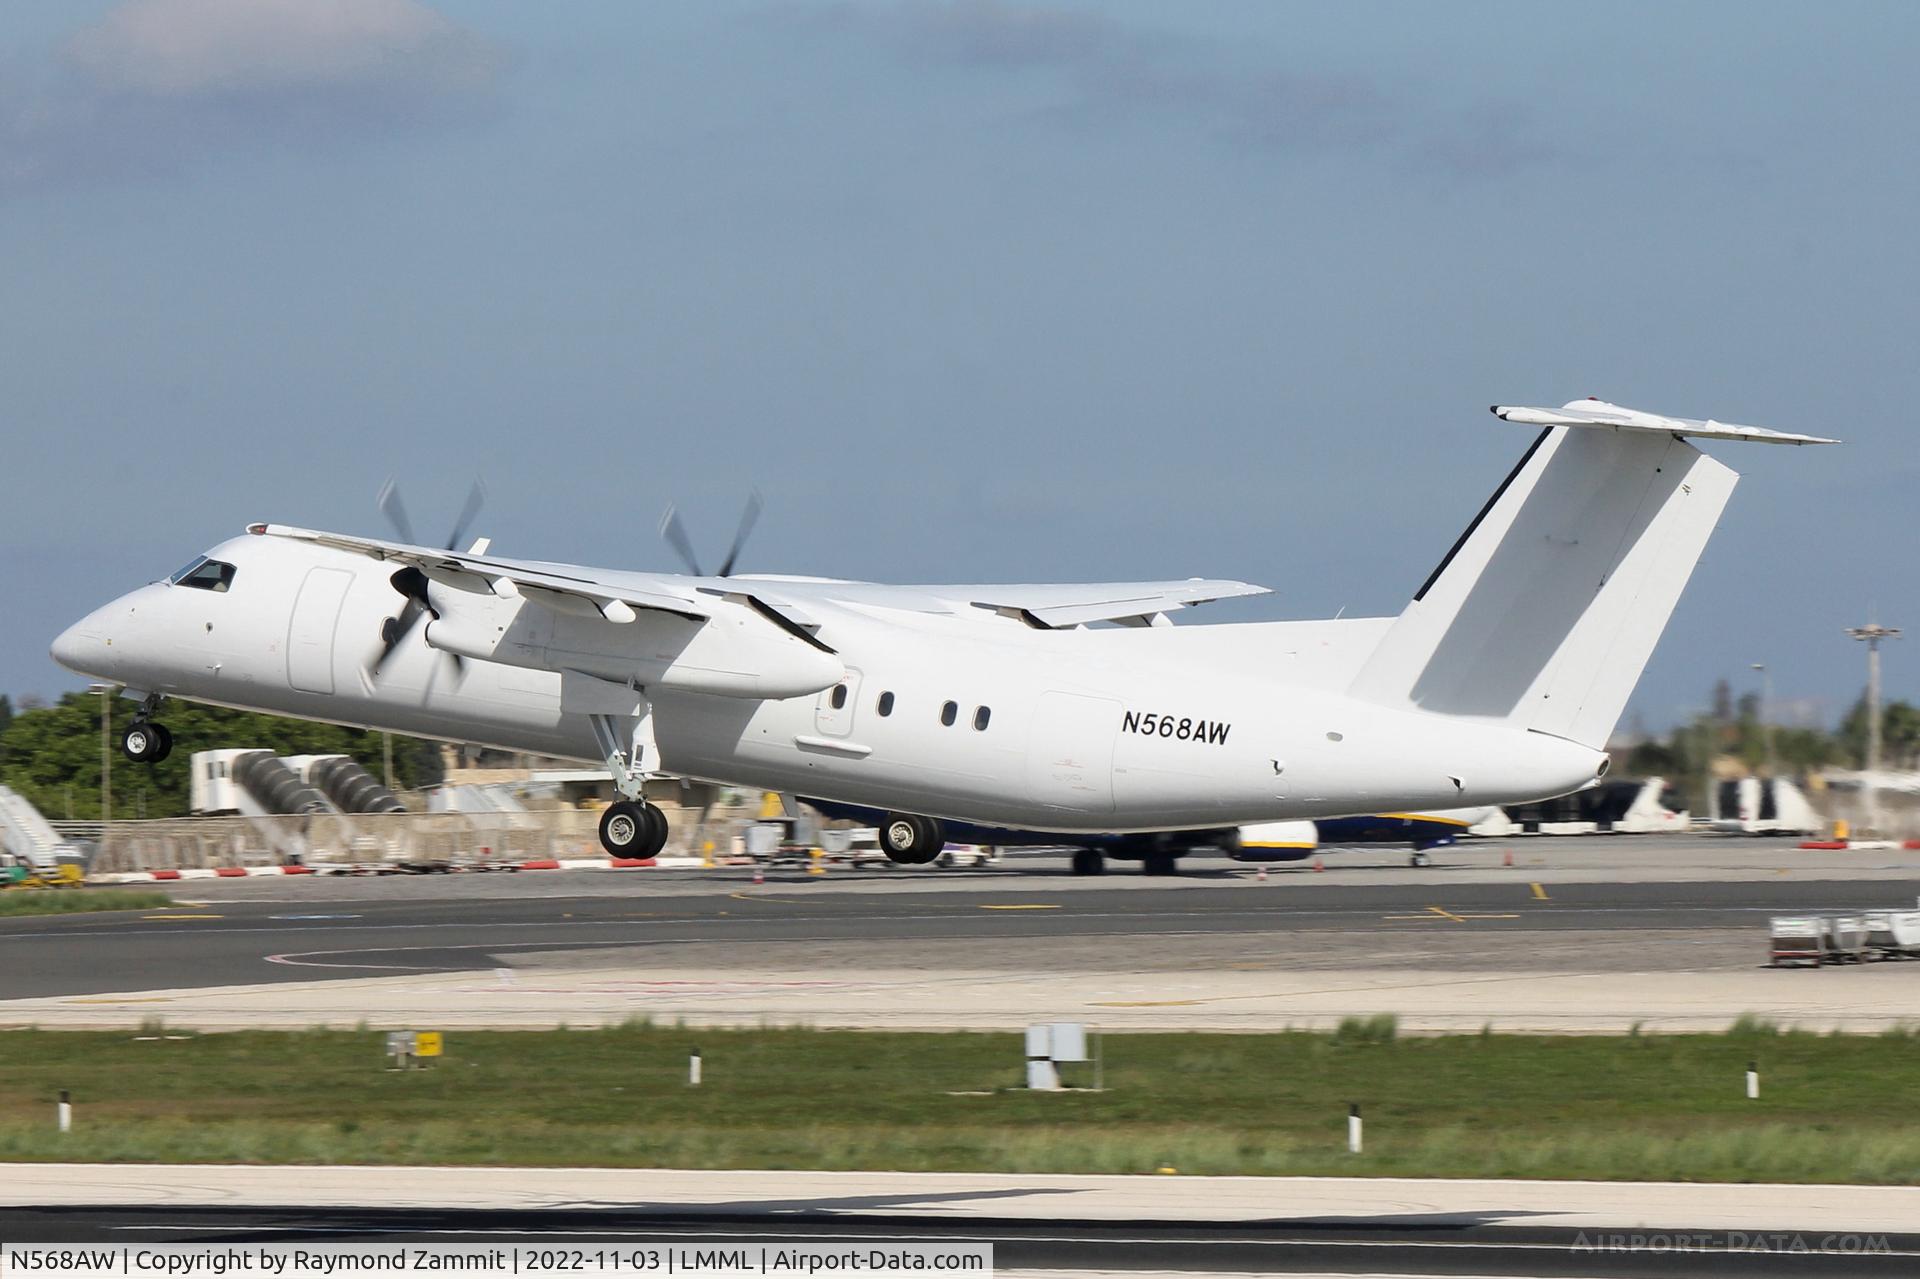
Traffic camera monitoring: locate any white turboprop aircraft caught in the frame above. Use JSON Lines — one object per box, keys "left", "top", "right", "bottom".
{"left": 52, "top": 400, "right": 1832, "bottom": 866}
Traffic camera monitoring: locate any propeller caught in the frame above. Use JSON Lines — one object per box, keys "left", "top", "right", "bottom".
{"left": 369, "top": 480, "right": 486, "bottom": 679}
{"left": 659, "top": 490, "right": 763, "bottom": 578}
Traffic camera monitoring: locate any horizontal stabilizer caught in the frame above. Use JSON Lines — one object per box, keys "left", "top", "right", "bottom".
{"left": 1492, "top": 399, "right": 1838, "bottom": 446}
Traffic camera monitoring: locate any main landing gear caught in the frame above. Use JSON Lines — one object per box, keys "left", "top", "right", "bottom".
{"left": 599, "top": 799, "right": 669, "bottom": 859}
{"left": 880, "top": 813, "right": 946, "bottom": 865}
{"left": 120, "top": 694, "right": 172, "bottom": 764}
{"left": 590, "top": 705, "right": 670, "bottom": 859}
{"left": 1071, "top": 847, "right": 1106, "bottom": 876}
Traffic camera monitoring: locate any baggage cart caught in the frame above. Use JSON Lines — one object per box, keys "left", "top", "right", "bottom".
{"left": 1825, "top": 914, "right": 1869, "bottom": 963}
{"left": 1769, "top": 916, "right": 1825, "bottom": 967}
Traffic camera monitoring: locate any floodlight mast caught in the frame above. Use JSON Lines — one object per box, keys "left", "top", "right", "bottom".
{"left": 1845, "top": 620, "right": 1901, "bottom": 834}
{"left": 1750, "top": 662, "right": 1777, "bottom": 778}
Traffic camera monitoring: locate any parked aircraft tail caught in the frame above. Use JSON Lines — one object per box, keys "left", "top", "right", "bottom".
{"left": 1348, "top": 400, "right": 1835, "bottom": 752}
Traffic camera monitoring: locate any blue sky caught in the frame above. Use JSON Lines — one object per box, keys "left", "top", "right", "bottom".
{"left": 2, "top": 1, "right": 1915, "bottom": 730}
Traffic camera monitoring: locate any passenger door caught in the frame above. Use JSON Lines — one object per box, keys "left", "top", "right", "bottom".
{"left": 814, "top": 668, "right": 862, "bottom": 737}
{"left": 286, "top": 568, "right": 353, "bottom": 694}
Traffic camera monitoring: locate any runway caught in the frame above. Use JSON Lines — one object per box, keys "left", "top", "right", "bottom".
{"left": 5, "top": 837, "right": 1919, "bottom": 1032}
{"left": 4, "top": 1206, "right": 1915, "bottom": 1277}
{"left": 8, "top": 1165, "right": 1920, "bottom": 1278}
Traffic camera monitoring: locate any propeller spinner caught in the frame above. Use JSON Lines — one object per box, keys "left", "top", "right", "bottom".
{"left": 368, "top": 480, "right": 486, "bottom": 679}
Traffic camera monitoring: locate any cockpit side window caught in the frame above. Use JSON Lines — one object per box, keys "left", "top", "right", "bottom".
{"left": 172, "top": 558, "right": 237, "bottom": 592}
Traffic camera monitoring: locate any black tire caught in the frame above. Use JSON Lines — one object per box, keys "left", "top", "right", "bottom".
{"left": 881, "top": 813, "right": 944, "bottom": 865}
{"left": 599, "top": 801, "right": 650, "bottom": 857}
{"left": 1143, "top": 851, "right": 1178, "bottom": 876}
{"left": 1071, "top": 847, "right": 1105, "bottom": 876}
{"left": 638, "top": 803, "right": 670, "bottom": 859}
{"left": 121, "top": 722, "right": 159, "bottom": 763}
{"left": 147, "top": 724, "right": 173, "bottom": 764}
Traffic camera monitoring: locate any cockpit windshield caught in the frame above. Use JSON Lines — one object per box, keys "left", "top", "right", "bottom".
{"left": 169, "top": 557, "right": 237, "bottom": 593}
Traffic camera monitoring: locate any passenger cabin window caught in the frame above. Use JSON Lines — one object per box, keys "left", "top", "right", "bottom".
{"left": 940, "top": 700, "right": 958, "bottom": 727}
{"left": 830, "top": 683, "right": 848, "bottom": 710}
{"left": 973, "top": 706, "right": 991, "bottom": 731}
{"left": 172, "top": 558, "right": 237, "bottom": 593}
{"left": 877, "top": 691, "right": 895, "bottom": 717}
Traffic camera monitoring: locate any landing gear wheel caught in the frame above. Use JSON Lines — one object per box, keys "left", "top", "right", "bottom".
{"left": 1071, "top": 847, "right": 1106, "bottom": 877}
{"left": 881, "top": 813, "right": 945, "bottom": 865}
{"left": 639, "top": 802, "right": 669, "bottom": 858}
{"left": 121, "top": 721, "right": 170, "bottom": 763}
{"left": 1410, "top": 851, "right": 1431, "bottom": 868}
{"left": 599, "top": 800, "right": 668, "bottom": 859}
{"left": 1143, "top": 851, "right": 1178, "bottom": 877}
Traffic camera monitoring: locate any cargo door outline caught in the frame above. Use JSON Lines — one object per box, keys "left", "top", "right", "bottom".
{"left": 1026, "top": 692, "right": 1119, "bottom": 813}
{"left": 287, "top": 568, "right": 353, "bottom": 695}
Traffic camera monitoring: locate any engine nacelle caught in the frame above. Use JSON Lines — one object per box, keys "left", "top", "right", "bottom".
{"left": 421, "top": 583, "right": 844, "bottom": 699}
{"left": 1225, "top": 820, "right": 1318, "bottom": 862}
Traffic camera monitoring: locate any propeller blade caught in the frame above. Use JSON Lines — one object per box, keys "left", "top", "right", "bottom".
{"left": 376, "top": 478, "right": 416, "bottom": 546}
{"left": 717, "top": 490, "right": 764, "bottom": 578}
{"left": 369, "top": 567, "right": 437, "bottom": 678}
{"left": 370, "top": 598, "right": 426, "bottom": 676}
{"left": 445, "top": 479, "right": 487, "bottom": 553}
{"left": 659, "top": 505, "right": 704, "bottom": 577}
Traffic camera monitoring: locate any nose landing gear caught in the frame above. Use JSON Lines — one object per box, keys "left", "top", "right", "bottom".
{"left": 120, "top": 694, "right": 172, "bottom": 764}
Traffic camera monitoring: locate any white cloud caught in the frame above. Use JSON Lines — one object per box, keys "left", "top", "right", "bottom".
{"left": 68, "top": 0, "right": 495, "bottom": 98}
{"left": 801, "top": 0, "right": 1565, "bottom": 178}
{"left": 0, "top": 0, "right": 501, "bottom": 195}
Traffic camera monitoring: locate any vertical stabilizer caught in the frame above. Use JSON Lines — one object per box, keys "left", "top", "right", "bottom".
{"left": 1348, "top": 420, "right": 1740, "bottom": 750}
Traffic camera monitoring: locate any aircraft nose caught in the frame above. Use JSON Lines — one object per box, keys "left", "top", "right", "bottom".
{"left": 50, "top": 609, "right": 111, "bottom": 676}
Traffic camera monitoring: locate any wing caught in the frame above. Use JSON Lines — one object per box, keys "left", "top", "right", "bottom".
{"left": 256, "top": 524, "right": 1263, "bottom": 635}
{"left": 794, "top": 579, "right": 1265, "bottom": 628}
{"left": 960, "top": 580, "right": 1270, "bottom": 628}
{"left": 252, "top": 524, "right": 709, "bottom": 624}
{"left": 730, "top": 576, "right": 1270, "bottom": 627}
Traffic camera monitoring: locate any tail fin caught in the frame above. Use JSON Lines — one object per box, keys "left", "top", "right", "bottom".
{"left": 1348, "top": 400, "right": 1834, "bottom": 751}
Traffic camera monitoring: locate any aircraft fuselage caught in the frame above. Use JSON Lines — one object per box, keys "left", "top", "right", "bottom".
{"left": 53, "top": 533, "right": 1602, "bottom": 834}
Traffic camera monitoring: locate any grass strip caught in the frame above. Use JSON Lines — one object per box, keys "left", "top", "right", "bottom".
{"left": 0, "top": 1022, "right": 1917, "bottom": 1182}
{"left": 0, "top": 890, "right": 172, "bottom": 916}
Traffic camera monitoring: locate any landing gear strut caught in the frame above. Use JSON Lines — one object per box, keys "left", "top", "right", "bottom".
{"left": 589, "top": 704, "right": 669, "bottom": 859}
{"left": 120, "top": 694, "right": 172, "bottom": 763}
